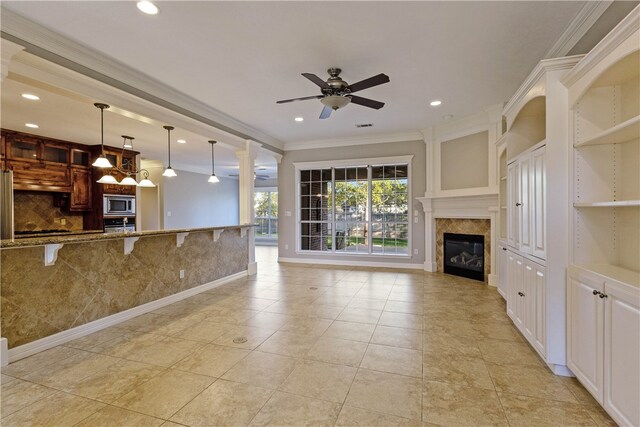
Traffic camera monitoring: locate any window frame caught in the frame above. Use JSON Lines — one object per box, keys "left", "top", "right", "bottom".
{"left": 294, "top": 155, "right": 413, "bottom": 258}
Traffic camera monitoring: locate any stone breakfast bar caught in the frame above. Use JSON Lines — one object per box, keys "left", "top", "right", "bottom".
{"left": 0, "top": 225, "right": 253, "bottom": 364}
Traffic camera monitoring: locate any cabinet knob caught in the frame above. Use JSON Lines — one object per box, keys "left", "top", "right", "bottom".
{"left": 502, "top": 247, "right": 507, "bottom": 251}
{"left": 515, "top": 202, "right": 522, "bottom": 207}
{"left": 518, "top": 291, "right": 525, "bottom": 297}
{"left": 599, "top": 293, "right": 608, "bottom": 299}
{"left": 592, "top": 290, "right": 601, "bottom": 296}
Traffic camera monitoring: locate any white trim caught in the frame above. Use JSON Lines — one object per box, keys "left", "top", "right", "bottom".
{"left": 284, "top": 132, "right": 423, "bottom": 151}
{"left": 561, "top": 4, "right": 640, "bottom": 87}
{"left": 278, "top": 257, "right": 424, "bottom": 270}
{"left": 6, "top": 270, "right": 247, "bottom": 363}
{"left": 247, "top": 262, "right": 258, "bottom": 275}
{"left": 0, "top": 9, "right": 284, "bottom": 152}
{"left": 503, "top": 56, "right": 583, "bottom": 124}
{"left": 293, "top": 155, "right": 414, "bottom": 170}
{"left": 488, "top": 273, "right": 498, "bottom": 287}
{"left": 544, "top": 1, "right": 613, "bottom": 59}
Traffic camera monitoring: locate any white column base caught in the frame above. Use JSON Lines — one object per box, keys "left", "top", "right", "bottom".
{"left": 548, "top": 362, "right": 574, "bottom": 377}
{"left": 423, "top": 261, "right": 437, "bottom": 272}
{"left": 0, "top": 338, "right": 8, "bottom": 367}
{"left": 488, "top": 273, "right": 498, "bottom": 287}
{"left": 248, "top": 262, "right": 258, "bottom": 275}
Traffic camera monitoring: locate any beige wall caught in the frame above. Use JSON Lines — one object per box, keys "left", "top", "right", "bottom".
{"left": 440, "top": 131, "right": 489, "bottom": 190}
{"left": 278, "top": 140, "right": 426, "bottom": 266}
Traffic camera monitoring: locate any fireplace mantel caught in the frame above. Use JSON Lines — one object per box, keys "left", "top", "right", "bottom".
{"left": 417, "top": 194, "right": 499, "bottom": 285}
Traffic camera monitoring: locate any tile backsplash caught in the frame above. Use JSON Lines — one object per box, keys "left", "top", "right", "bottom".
{"left": 14, "top": 191, "right": 83, "bottom": 231}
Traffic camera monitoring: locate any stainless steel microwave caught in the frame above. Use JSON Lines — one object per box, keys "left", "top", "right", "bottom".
{"left": 103, "top": 195, "right": 135, "bottom": 217}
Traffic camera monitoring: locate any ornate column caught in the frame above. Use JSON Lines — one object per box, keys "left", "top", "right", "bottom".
{"left": 416, "top": 197, "right": 436, "bottom": 272}
{"left": 236, "top": 140, "right": 261, "bottom": 275}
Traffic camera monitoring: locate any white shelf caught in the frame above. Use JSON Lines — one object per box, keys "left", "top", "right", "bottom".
{"left": 574, "top": 200, "right": 640, "bottom": 208}
{"left": 573, "top": 263, "right": 640, "bottom": 288}
{"left": 575, "top": 115, "right": 640, "bottom": 148}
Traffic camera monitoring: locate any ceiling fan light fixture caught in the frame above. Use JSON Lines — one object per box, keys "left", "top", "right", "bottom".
{"left": 321, "top": 95, "right": 351, "bottom": 110}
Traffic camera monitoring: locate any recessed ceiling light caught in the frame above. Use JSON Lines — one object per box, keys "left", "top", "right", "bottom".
{"left": 25, "top": 123, "right": 39, "bottom": 129}
{"left": 430, "top": 100, "right": 442, "bottom": 107}
{"left": 294, "top": 117, "right": 304, "bottom": 122}
{"left": 177, "top": 139, "right": 186, "bottom": 144}
{"left": 137, "top": 1, "right": 159, "bottom": 15}
{"left": 21, "top": 93, "right": 40, "bottom": 100}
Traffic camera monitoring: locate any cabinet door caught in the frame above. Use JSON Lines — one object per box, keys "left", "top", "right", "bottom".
{"left": 604, "top": 282, "right": 640, "bottom": 427}
{"left": 567, "top": 270, "right": 604, "bottom": 403}
{"left": 497, "top": 245, "right": 507, "bottom": 300}
{"left": 513, "top": 256, "right": 525, "bottom": 331}
{"left": 518, "top": 155, "right": 531, "bottom": 253}
{"left": 531, "top": 147, "right": 546, "bottom": 259}
{"left": 531, "top": 261, "right": 546, "bottom": 356}
{"left": 70, "top": 168, "right": 92, "bottom": 211}
{"left": 507, "top": 162, "right": 519, "bottom": 248}
{"left": 522, "top": 262, "right": 535, "bottom": 342}
{"left": 506, "top": 251, "right": 518, "bottom": 319}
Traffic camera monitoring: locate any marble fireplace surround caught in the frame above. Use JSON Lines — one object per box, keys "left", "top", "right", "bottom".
{"left": 417, "top": 195, "right": 499, "bottom": 285}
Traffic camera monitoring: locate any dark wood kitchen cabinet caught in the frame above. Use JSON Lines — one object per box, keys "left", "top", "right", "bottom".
{"left": 70, "top": 167, "right": 92, "bottom": 211}
{"left": 6, "top": 135, "right": 72, "bottom": 192}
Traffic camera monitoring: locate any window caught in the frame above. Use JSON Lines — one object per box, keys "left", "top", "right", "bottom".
{"left": 255, "top": 190, "right": 278, "bottom": 239}
{"left": 298, "top": 160, "right": 410, "bottom": 256}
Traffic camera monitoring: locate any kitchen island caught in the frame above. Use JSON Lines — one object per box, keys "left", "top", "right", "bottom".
{"left": 0, "top": 224, "right": 252, "bottom": 363}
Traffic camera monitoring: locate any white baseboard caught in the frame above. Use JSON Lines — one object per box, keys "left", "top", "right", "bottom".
{"left": 488, "top": 273, "right": 498, "bottom": 287}
{"left": 6, "top": 270, "right": 247, "bottom": 364}
{"left": 278, "top": 257, "right": 424, "bottom": 270}
{"left": 548, "top": 362, "right": 574, "bottom": 377}
{"left": 247, "top": 262, "right": 258, "bottom": 275}
{"left": 0, "top": 338, "right": 8, "bottom": 367}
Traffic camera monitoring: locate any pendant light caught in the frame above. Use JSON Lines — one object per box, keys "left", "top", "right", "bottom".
{"left": 97, "top": 174, "right": 118, "bottom": 184}
{"left": 138, "top": 170, "right": 156, "bottom": 188}
{"left": 208, "top": 140, "right": 220, "bottom": 183}
{"left": 92, "top": 103, "right": 114, "bottom": 168}
{"left": 162, "top": 125, "right": 177, "bottom": 177}
{"left": 119, "top": 135, "right": 138, "bottom": 185}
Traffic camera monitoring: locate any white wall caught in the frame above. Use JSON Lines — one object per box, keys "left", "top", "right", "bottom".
{"left": 163, "top": 169, "right": 239, "bottom": 229}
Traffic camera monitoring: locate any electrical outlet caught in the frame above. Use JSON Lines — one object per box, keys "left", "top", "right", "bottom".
{"left": 285, "top": 244, "right": 289, "bottom": 250}
{"left": 179, "top": 269, "right": 185, "bottom": 279}
{"left": 285, "top": 211, "right": 292, "bottom": 217}
{"left": 60, "top": 218, "right": 66, "bottom": 225}
{"left": 167, "top": 211, "right": 172, "bottom": 217}
{"left": 413, "top": 248, "right": 418, "bottom": 255}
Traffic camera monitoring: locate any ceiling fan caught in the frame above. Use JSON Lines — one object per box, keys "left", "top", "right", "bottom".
{"left": 276, "top": 68, "right": 390, "bottom": 119}
{"left": 228, "top": 172, "right": 270, "bottom": 181}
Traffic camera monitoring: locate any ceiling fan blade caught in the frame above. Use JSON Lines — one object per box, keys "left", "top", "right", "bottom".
{"left": 302, "top": 73, "right": 329, "bottom": 89}
{"left": 276, "top": 95, "right": 323, "bottom": 104}
{"left": 349, "top": 95, "right": 385, "bottom": 110}
{"left": 347, "top": 73, "right": 390, "bottom": 93}
{"left": 319, "top": 105, "right": 332, "bottom": 119}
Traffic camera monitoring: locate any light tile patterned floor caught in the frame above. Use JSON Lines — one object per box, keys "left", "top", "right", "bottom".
{"left": 1, "top": 247, "right": 615, "bottom": 426}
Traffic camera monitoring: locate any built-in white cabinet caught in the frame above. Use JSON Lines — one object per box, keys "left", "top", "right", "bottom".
{"left": 506, "top": 144, "right": 546, "bottom": 260}
{"left": 497, "top": 241, "right": 507, "bottom": 299}
{"left": 507, "top": 249, "right": 546, "bottom": 358}
{"left": 567, "top": 266, "right": 639, "bottom": 427}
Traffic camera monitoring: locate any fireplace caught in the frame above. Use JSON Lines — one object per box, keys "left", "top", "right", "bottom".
{"left": 443, "top": 232, "right": 485, "bottom": 281}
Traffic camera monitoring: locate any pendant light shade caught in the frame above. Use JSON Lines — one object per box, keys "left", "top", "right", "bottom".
{"left": 163, "top": 125, "right": 176, "bottom": 177}
{"left": 92, "top": 103, "right": 114, "bottom": 168}
{"left": 138, "top": 170, "right": 156, "bottom": 187}
{"left": 97, "top": 174, "right": 118, "bottom": 184}
{"left": 120, "top": 176, "right": 138, "bottom": 186}
{"left": 208, "top": 140, "right": 219, "bottom": 184}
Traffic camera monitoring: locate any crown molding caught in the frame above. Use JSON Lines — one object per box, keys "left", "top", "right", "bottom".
{"left": 0, "top": 8, "right": 283, "bottom": 154}
{"left": 503, "top": 56, "right": 583, "bottom": 120}
{"left": 544, "top": 1, "right": 613, "bottom": 59}
{"left": 561, "top": 3, "right": 640, "bottom": 88}
{"left": 283, "top": 131, "right": 424, "bottom": 151}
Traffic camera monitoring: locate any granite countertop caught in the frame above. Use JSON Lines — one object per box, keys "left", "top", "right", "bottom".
{"left": 1, "top": 224, "right": 255, "bottom": 248}
{"left": 14, "top": 230, "right": 105, "bottom": 239}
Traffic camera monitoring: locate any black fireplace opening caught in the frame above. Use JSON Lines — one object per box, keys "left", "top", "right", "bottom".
{"left": 443, "top": 232, "right": 485, "bottom": 281}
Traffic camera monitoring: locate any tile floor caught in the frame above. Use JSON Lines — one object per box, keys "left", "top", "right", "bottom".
{"left": 1, "top": 247, "right": 615, "bottom": 426}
